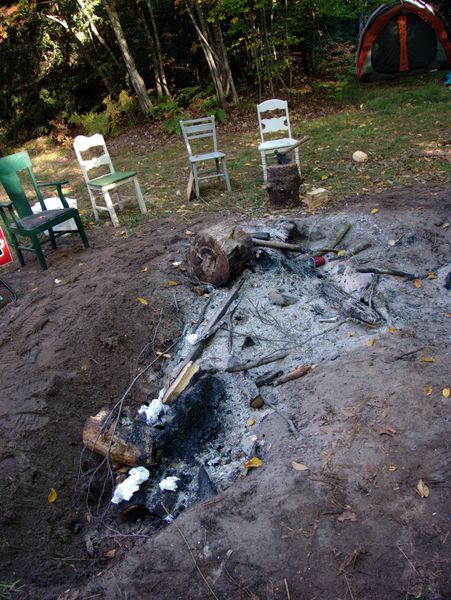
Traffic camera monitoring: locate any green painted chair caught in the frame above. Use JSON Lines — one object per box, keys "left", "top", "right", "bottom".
{"left": 0, "top": 151, "right": 89, "bottom": 271}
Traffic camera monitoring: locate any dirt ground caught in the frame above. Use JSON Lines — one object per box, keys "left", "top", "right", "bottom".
{"left": 0, "top": 183, "right": 450, "bottom": 600}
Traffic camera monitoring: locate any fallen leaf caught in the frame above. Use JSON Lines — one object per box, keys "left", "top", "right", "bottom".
{"left": 185, "top": 230, "right": 194, "bottom": 237}
{"left": 427, "top": 272, "right": 437, "bottom": 280}
{"left": 246, "top": 418, "right": 256, "bottom": 427}
{"left": 388, "top": 465, "right": 397, "bottom": 472}
{"left": 104, "top": 549, "right": 117, "bottom": 559}
{"left": 388, "top": 239, "right": 396, "bottom": 246}
{"left": 420, "top": 357, "right": 434, "bottom": 363}
{"left": 416, "top": 479, "right": 429, "bottom": 498}
{"left": 443, "top": 388, "right": 450, "bottom": 398}
{"left": 48, "top": 488, "right": 57, "bottom": 503}
{"left": 370, "top": 208, "right": 379, "bottom": 214}
{"left": 338, "top": 510, "right": 358, "bottom": 522}
{"left": 244, "top": 457, "right": 263, "bottom": 469}
{"left": 367, "top": 337, "right": 376, "bottom": 347}
{"left": 337, "top": 249, "right": 345, "bottom": 256}
{"left": 167, "top": 280, "right": 179, "bottom": 286}
{"left": 423, "top": 386, "right": 433, "bottom": 396}
{"left": 378, "top": 426, "right": 397, "bottom": 437}
{"left": 137, "top": 297, "right": 148, "bottom": 305}
{"left": 413, "top": 279, "right": 422, "bottom": 289}
{"left": 171, "top": 261, "right": 182, "bottom": 267}
{"left": 141, "top": 266, "right": 148, "bottom": 272}
{"left": 388, "top": 326, "right": 398, "bottom": 333}
{"left": 321, "top": 175, "right": 329, "bottom": 180}
{"left": 292, "top": 461, "right": 309, "bottom": 471}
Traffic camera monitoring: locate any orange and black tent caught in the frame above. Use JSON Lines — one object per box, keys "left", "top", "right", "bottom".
{"left": 356, "top": 0, "right": 451, "bottom": 81}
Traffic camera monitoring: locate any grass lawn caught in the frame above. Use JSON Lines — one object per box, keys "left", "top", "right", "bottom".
{"left": 10, "top": 72, "right": 451, "bottom": 231}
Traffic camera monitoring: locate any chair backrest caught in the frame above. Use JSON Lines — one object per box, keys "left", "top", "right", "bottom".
{"left": 179, "top": 116, "right": 218, "bottom": 157}
{"left": 73, "top": 134, "right": 115, "bottom": 185}
{"left": 0, "top": 151, "right": 45, "bottom": 218}
{"left": 256, "top": 99, "right": 292, "bottom": 143}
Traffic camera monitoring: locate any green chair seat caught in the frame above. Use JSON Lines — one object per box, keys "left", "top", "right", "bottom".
{"left": 88, "top": 171, "right": 137, "bottom": 188}
{"left": 12, "top": 208, "right": 76, "bottom": 232}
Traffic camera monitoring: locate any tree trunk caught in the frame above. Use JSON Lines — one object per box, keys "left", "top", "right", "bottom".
{"left": 266, "top": 163, "right": 301, "bottom": 209}
{"left": 212, "top": 21, "right": 239, "bottom": 105}
{"left": 102, "top": 0, "right": 153, "bottom": 115}
{"left": 144, "top": 0, "right": 171, "bottom": 96}
{"left": 136, "top": 0, "right": 163, "bottom": 95}
{"left": 187, "top": 225, "right": 254, "bottom": 286}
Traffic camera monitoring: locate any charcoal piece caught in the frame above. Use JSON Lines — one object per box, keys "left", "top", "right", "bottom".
{"left": 117, "top": 489, "right": 149, "bottom": 523}
{"left": 242, "top": 336, "right": 256, "bottom": 349}
{"left": 197, "top": 466, "right": 217, "bottom": 501}
{"left": 153, "top": 374, "right": 225, "bottom": 458}
{"left": 445, "top": 271, "right": 451, "bottom": 290}
{"left": 255, "top": 370, "right": 283, "bottom": 387}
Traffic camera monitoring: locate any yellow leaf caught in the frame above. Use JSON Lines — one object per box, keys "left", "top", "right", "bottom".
{"left": 321, "top": 175, "right": 329, "bottom": 180}
{"left": 416, "top": 479, "right": 429, "bottom": 498}
{"left": 413, "top": 279, "right": 422, "bottom": 289}
{"left": 137, "top": 297, "right": 148, "bottom": 305}
{"left": 185, "top": 230, "right": 194, "bottom": 237}
{"left": 420, "top": 357, "right": 434, "bottom": 363}
{"left": 244, "top": 457, "right": 263, "bottom": 469}
{"left": 367, "top": 337, "right": 376, "bottom": 347}
{"left": 388, "top": 465, "right": 397, "bottom": 472}
{"left": 427, "top": 272, "right": 437, "bottom": 280}
{"left": 423, "top": 386, "right": 433, "bottom": 396}
{"left": 292, "top": 461, "right": 309, "bottom": 471}
{"left": 48, "top": 488, "right": 57, "bottom": 503}
{"left": 167, "top": 280, "right": 179, "bottom": 286}
{"left": 244, "top": 162, "right": 252, "bottom": 166}
{"left": 263, "top": 212, "right": 271, "bottom": 217}
{"left": 337, "top": 249, "right": 345, "bottom": 256}
{"left": 370, "top": 208, "right": 379, "bottom": 214}
{"left": 388, "top": 326, "right": 398, "bottom": 333}
{"left": 246, "top": 418, "right": 256, "bottom": 427}
{"left": 442, "top": 388, "right": 450, "bottom": 398}
{"left": 141, "top": 266, "right": 148, "bottom": 272}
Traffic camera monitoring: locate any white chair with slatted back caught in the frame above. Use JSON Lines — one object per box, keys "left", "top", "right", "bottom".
{"left": 256, "top": 99, "right": 301, "bottom": 183}
{"left": 73, "top": 133, "right": 147, "bottom": 227}
{"left": 179, "top": 116, "right": 231, "bottom": 199}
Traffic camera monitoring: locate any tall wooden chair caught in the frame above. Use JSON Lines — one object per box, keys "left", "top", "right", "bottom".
{"left": 0, "top": 151, "right": 89, "bottom": 271}
{"left": 256, "top": 99, "right": 301, "bottom": 183}
{"left": 73, "top": 133, "right": 147, "bottom": 227}
{"left": 180, "top": 116, "right": 231, "bottom": 199}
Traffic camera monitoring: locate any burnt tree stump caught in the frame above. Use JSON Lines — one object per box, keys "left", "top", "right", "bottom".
{"left": 187, "top": 224, "right": 254, "bottom": 286}
{"left": 266, "top": 162, "right": 301, "bottom": 209}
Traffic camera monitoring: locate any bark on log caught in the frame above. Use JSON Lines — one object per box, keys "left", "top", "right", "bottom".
{"left": 187, "top": 225, "right": 254, "bottom": 286}
{"left": 83, "top": 409, "right": 154, "bottom": 467}
{"left": 266, "top": 163, "right": 301, "bottom": 209}
{"left": 320, "top": 281, "right": 382, "bottom": 326}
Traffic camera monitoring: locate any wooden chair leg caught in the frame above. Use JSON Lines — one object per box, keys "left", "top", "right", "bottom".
{"left": 73, "top": 213, "right": 90, "bottom": 248}
{"left": 87, "top": 188, "right": 100, "bottom": 221}
{"left": 30, "top": 233, "right": 48, "bottom": 271}
{"left": 103, "top": 190, "right": 120, "bottom": 227}
{"left": 9, "top": 231, "right": 26, "bottom": 267}
{"left": 133, "top": 178, "right": 147, "bottom": 214}
{"left": 192, "top": 164, "right": 200, "bottom": 199}
{"left": 294, "top": 148, "right": 301, "bottom": 176}
{"left": 48, "top": 227, "right": 57, "bottom": 249}
{"left": 222, "top": 159, "right": 232, "bottom": 192}
{"left": 261, "top": 152, "right": 268, "bottom": 183}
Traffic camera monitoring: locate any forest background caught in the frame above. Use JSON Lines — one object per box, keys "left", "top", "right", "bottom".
{"left": 1, "top": 0, "right": 448, "bottom": 148}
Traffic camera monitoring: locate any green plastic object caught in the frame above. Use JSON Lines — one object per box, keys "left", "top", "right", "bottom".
{"left": 0, "top": 150, "right": 89, "bottom": 271}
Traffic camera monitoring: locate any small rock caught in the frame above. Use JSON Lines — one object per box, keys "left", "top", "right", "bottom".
{"left": 352, "top": 150, "right": 368, "bottom": 163}
{"left": 250, "top": 394, "right": 264, "bottom": 409}
{"left": 268, "top": 291, "right": 298, "bottom": 306}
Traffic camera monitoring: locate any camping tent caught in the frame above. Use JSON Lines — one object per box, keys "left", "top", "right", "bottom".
{"left": 356, "top": 0, "right": 451, "bottom": 81}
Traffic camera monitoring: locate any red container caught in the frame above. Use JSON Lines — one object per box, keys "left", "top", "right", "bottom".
{"left": 307, "top": 256, "right": 326, "bottom": 268}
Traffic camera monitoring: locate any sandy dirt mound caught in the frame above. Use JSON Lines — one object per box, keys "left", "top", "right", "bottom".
{"left": 0, "top": 184, "right": 449, "bottom": 600}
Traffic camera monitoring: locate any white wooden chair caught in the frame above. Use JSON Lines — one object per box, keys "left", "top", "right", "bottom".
{"left": 179, "top": 116, "right": 231, "bottom": 199}
{"left": 256, "top": 99, "right": 301, "bottom": 183}
{"left": 73, "top": 134, "right": 147, "bottom": 227}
